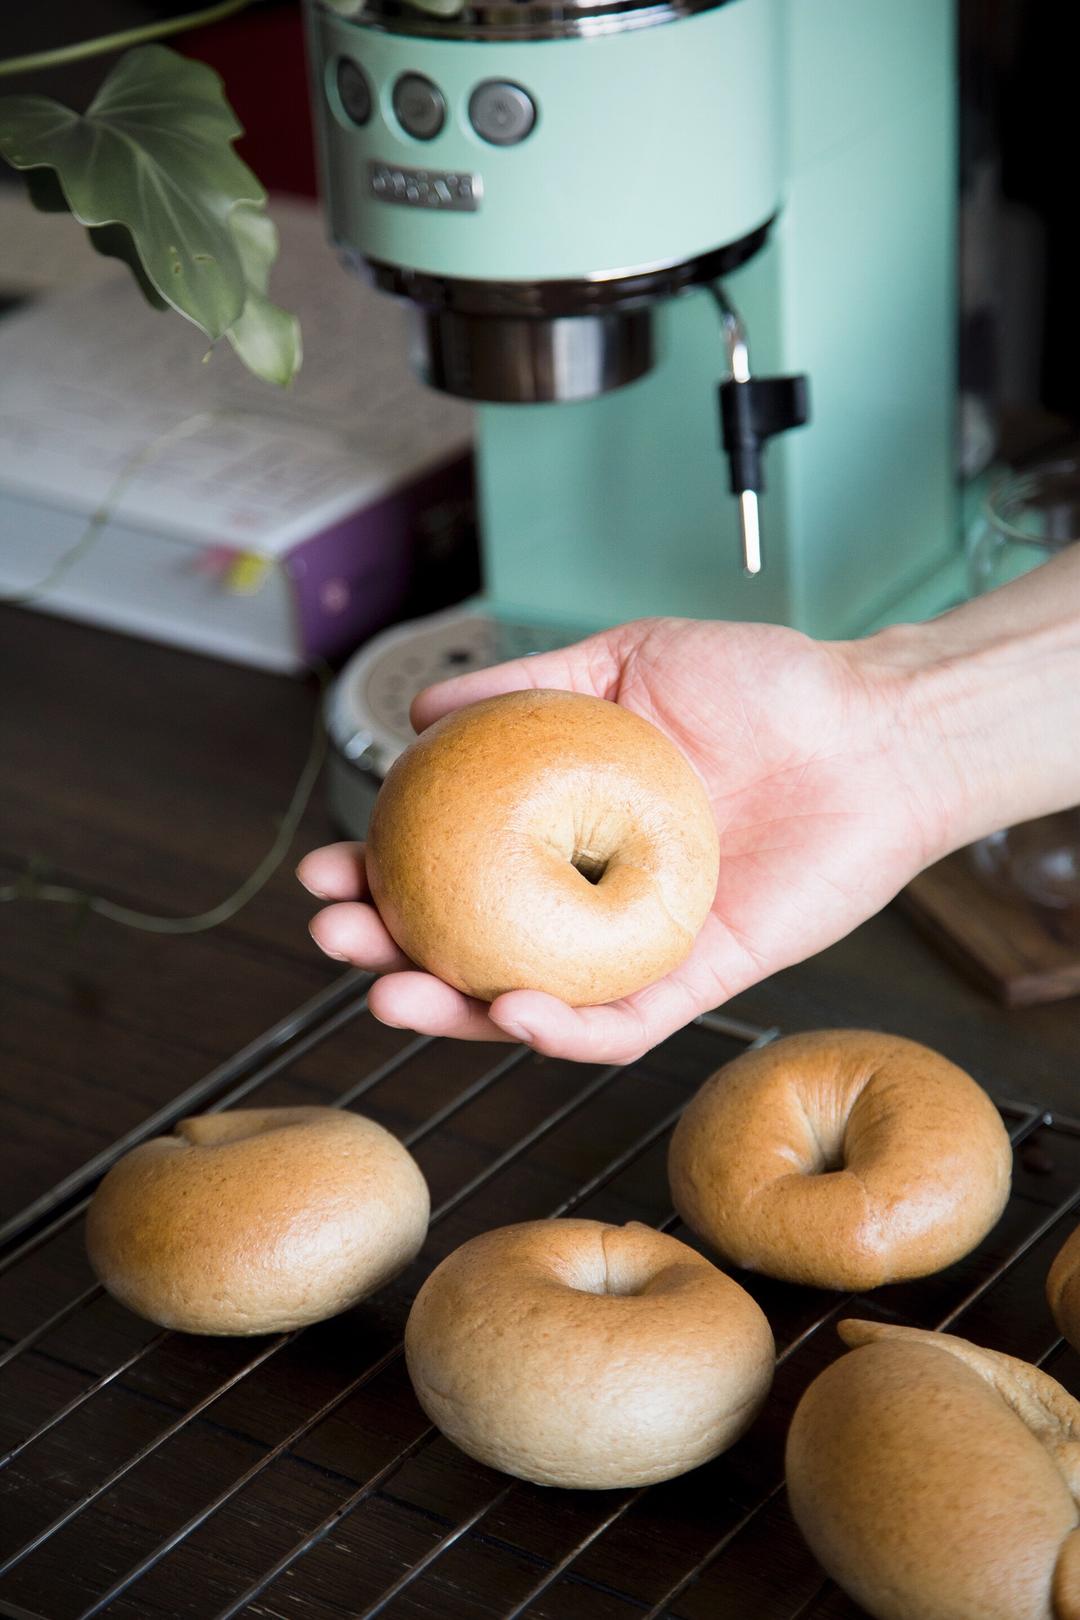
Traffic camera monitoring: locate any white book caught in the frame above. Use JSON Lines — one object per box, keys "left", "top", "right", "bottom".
{"left": 0, "top": 192, "right": 474, "bottom": 672}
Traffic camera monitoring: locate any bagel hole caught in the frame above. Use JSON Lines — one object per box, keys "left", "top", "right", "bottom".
{"left": 571, "top": 1278, "right": 646, "bottom": 1297}
{"left": 571, "top": 851, "right": 609, "bottom": 886}
{"left": 797, "top": 1100, "right": 847, "bottom": 1175}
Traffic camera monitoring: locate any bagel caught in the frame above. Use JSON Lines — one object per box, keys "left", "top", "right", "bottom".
{"left": 667, "top": 1029, "right": 1012, "bottom": 1289}
{"left": 365, "top": 689, "right": 719, "bottom": 1006}
{"left": 786, "top": 1319, "right": 1080, "bottom": 1620}
{"left": 86, "top": 1107, "right": 429, "bottom": 1335}
{"left": 1048, "top": 1226, "right": 1080, "bottom": 1352}
{"left": 404, "top": 1218, "right": 774, "bottom": 1488}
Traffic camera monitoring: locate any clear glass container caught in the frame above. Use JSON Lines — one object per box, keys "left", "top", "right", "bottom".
{"left": 966, "top": 458, "right": 1080, "bottom": 912}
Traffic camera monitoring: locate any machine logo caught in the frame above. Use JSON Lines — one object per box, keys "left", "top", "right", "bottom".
{"left": 368, "top": 162, "right": 482, "bottom": 213}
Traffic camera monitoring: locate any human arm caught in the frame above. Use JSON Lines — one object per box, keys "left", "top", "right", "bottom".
{"left": 298, "top": 542, "right": 1080, "bottom": 1064}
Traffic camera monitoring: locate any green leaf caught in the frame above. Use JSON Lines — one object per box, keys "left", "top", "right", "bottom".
{"left": 88, "top": 222, "right": 169, "bottom": 310}
{"left": 22, "top": 166, "right": 71, "bottom": 213}
{"left": 225, "top": 203, "right": 302, "bottom": 386}
{"left": 0, "top": 44, "right": 301, "bottom": 384}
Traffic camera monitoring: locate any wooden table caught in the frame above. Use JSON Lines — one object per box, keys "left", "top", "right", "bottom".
{"left": 2, "top": 602, "right": 1079, "bottom": 1619}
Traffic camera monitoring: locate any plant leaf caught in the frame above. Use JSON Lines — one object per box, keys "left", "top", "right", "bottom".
{"left": 0, "top": 44, "right": 301, "bottom": 384}
{"left": 89, "top": 221, "right": 170, "bottom": 310}
{"left": 224, "top": 203, "right": 302, "bottom": 386}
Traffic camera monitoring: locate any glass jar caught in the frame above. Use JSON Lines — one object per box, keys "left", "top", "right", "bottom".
{"left": 965, "top": 458, "right": 1080, "bottom": 912}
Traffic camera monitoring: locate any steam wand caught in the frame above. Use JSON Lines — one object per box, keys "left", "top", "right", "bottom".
{"left": 712, "top": 284, "right": 810, "bottom": 576}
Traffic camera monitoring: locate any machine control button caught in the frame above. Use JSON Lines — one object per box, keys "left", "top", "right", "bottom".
{"left": 468, "top": 81, "right": 537, "bottom": 145}
{"left": 392, "top": 74, "right": 446, "bottom": 141}
{"left": 335, "top": 58, "right": 372, "bottom": 127}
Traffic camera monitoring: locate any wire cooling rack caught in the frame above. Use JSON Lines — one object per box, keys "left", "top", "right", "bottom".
{"left": 1, "top": 969, "right": 1078, "bottom": 1620}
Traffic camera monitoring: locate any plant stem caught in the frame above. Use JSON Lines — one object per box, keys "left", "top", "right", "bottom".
{"left": 0, "top": 0, "right": 260, "bottom": 79}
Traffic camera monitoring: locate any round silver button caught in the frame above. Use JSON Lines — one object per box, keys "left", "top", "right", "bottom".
{"left": 392, "top": 73, "right": 446, "bottom": 141}
{"left": 469, "top": 81, "right": 537, "bottom": 146}
{"left": 335, "top": 59, "right": 372, "bottom": 127}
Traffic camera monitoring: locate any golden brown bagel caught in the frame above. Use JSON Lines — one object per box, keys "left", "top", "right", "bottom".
{"left": 404, "top": 1218, "right": 774, "bottom": 1489}
{"left": 86, "top": 1108, "right": 429, "bottom": 1335}
{"left": 1048, "top": 1227, "right": 1080, "bottom": 1352}
{"left": 786, "top": 1319, "right": 1080, "bottom": 1620}
{"left": 667, "top": 1029, "right": 1011, "bottom": 1289}
{"left": 365, "top": 689, "right": 719, "bottom": 1006}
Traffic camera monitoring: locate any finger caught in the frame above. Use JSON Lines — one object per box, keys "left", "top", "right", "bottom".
{"left": 489, "top": 923, "right": 757, "bottom": 1064}
{"left": 308, "top": 901, "right": 410, "bottom": 972}
{"left": 296, "top": 842, "right": 369, "bottom": 902}
{"left": 488, "top": 990, "right": 663, "bottom": 1066}
{"left": 410, "top": 630, "right": 625, "bottom": 732}
{"left": 369, "top": 972, "right": 515, "bottom": 1042}
{"left": 489, "top": 985, "right": 701, "bottom": 1066}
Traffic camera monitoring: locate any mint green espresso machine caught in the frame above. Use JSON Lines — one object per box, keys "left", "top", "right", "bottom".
{"left": 304, "top": 0, "right": 960, "bottom": 829}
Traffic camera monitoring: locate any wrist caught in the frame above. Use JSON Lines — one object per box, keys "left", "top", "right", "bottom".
{"left": 839, "top": 625, "right": 981, "bottom": 864}
{"left": 847, "top": 553, "right": 1080, "bottom": 858}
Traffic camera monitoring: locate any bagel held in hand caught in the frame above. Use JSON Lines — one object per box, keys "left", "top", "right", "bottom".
{"left": 366, "top": 689, "right": 719, "bottom": 1007}
{"left": 786, "top": 1319, "right": 1080, "bottom": 1620}
{"left": 405, "top": 1219, "right": 774, "bottom": 1488}
{"left": 668, "top": 1030, "right": 1012, "bottom": 1290}
{"left": 86, "top": 1108, "right": 430, "bottom": 1335}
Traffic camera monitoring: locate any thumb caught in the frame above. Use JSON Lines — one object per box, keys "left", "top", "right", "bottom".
{"left": 410, "top": 626, "right": 626, "bottom": 733}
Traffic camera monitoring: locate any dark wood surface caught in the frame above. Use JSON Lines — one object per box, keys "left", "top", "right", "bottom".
{"left": 0, "top": 602, "right": 341, "bottom": 1223}
{"left": 3, "top": 600, "right": 1080, "bottom": 1620}
{"left": 4, "top": 599, "right": 1079, "bottom": 1228}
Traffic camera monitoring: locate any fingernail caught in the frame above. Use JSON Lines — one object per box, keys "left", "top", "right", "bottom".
{"left": 295, "top": 868, "right": 330, "bottom": 898}
{"left": 499, "top": 1021, "right": 533, "bottom": 1046}
{"left": 308, "top": 923, "right": 348, "bottom": 960}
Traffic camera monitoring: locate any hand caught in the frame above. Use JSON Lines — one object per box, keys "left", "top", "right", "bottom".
{"left": 298, "top": 616, "right": 958, "bottom": 1064}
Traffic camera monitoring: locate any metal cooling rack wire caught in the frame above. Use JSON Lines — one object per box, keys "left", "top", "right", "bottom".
{"left": 213, "top": 1023, "right": 786, "bottom": 1620}
{"left": 637, "top": 1101, "right": 1060, "bottom": 1620}
{"left": 0, "top": 1038, "right": 530, "bottom": 1574}
{"left": 212, "top": 1024, "right": 781, "bottom": 1620}
{"left": 0, "top": 1598, "right": 49, "bottom": 1620}
{"left": 68, "top": 1051, "right": 654, "bottom": 1619}
{"left": 1, "top": 1009, "right": 1053, "bottom": 1620}
{"left": 0, "top": 969, "right": 377, "bottom": 1328}
{"left": 0, "top": 1012, "right": 769, "bottom": 1618}
{"left": 283, "top": 1100, "right": 1057, "bottom": 1620}
{"left": 0, "top": 1023, "right": 434, "bottom": 1479}
{"left": 0, "top": 970, "right": 374, "bottom": 1256}
{"left": 236, "top": 1096, "right": 1052, "bottom": 1620}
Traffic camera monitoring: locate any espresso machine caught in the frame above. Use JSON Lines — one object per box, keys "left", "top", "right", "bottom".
{"left": 304, "top": 0, "right": 960, "bottom": 830}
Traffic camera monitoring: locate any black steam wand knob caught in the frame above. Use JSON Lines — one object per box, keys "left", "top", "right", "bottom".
{"left": 711, "top": 284, "right": 810, "bottom": 575}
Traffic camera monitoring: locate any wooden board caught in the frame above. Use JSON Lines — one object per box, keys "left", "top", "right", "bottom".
{"left": 901, "top": 851, "right": 1080, "bottom": 1008}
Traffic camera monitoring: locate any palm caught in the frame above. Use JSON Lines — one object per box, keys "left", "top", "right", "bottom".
{"left": 607, "top": 619, "right": 933, "bottom": 1001}
{"left": 299, "top": 618, "right": 937, "bottom": 1064}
